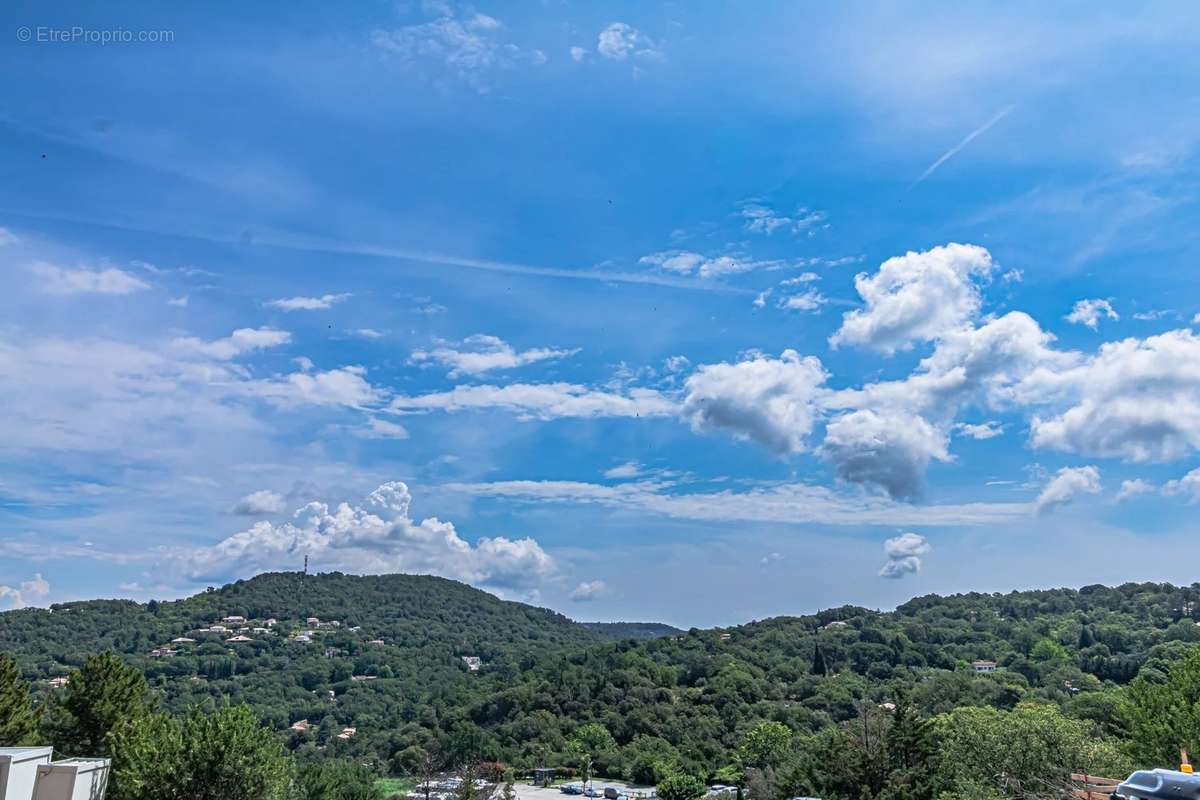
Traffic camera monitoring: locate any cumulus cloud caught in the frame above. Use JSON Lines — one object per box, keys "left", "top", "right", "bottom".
{"left": 955, "top": 421, "right": 1004, "bottom": 440}
{"left": 1115, "top": 478, "right": 1155, "bottom": 503}
{"left": 682, "top": 350, "right": 828, "bottom": 455}
{"left": 1026, "top": 330, "right": 1200, "bottom": 462}
{"left": 410, "top": 334, "right": 578, "bottom": 377}
{"left": 1163, "top": 468, "right": 1200, "bottom": 502}
{"left": 830, "top": 243, "right": 995, "bottom": 354}
{"left": 569, "top": 580, "right": 608, "bottom": 601}
{"left": 570, "top": 46, "right": 586, "bottom": 61}
{"left": 389, "top": 382, "right": 675, "bottom": 420}
{"left": 266, "top": 293, "right": 350, "bottom": 312}
{"left": 1065, "top": 298, "right": 1119, "bottom": 329}
{"left": 821, "top": 409, "right": 950, "bottom": 500}
{"left": 251, "top": 366, "right": 383, "bottom": 409}
{"left": 0, "top": 573, "right": 50, "bottom": 609}
{"left": 1035, "top": 465, "right": 1101, "bottom": 515}
{"left": 878, "top": 532, "right": 929, "bottom": 579}
{"left": 30, "top": 262, "right": 150, "bottom": 295}
{"left": 231, "top": 490, "right": 287, "bottom": 515}
{"left": 597, "top": 22, "right": 660, "bottom": 61}
{"left": 738, "top": 202, "right": 827, "bottom": 236}
{"left": 183, "top": 482, "right": 554, "bottom": 591}
{"left": 171, "top": 327, "right": 291, "bottom": 360}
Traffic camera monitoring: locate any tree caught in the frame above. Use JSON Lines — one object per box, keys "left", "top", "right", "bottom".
{"left": 110, "top": 705, "right": 292, "bottom": 800}
{"left": 1123, "top": 645, "right": 1200, "bottom": 767}
{"left": 738, "top": 721, "right": 792, "bottom": 771}
{"left": 657, "top": 774, "right": 706, "bottom": 800}
{"left": 937, "top": 702, "right": 1130, "bottom": 800}
{"left": 295, "top": 759, "right": 382, "bottom": 800}
{"left": 570, "top": 723, "right": 618, "bottom": 781}
{"left": 812, "top": 643, "right": 828, "bottom": 676}
{"left": 456, "top": 764, "right": 477, "bottom": 800}
{"left": 0, "top": 654, "right": 38, "bottom": 746}
{"left": 44, "top": 651, "right": 155, "bottom": 758}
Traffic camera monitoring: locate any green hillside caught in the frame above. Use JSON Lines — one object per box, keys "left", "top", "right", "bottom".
{"left": 581, "top": 621, "right": 685, "bottom": 641}
{"left": 3, "top": 574, "right": 1200, "bottom": 781}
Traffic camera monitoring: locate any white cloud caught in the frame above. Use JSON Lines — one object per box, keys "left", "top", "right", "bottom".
{"left": 1065, "top": 298, "right": 1119, "bottom": 329}
{"left": 410, "top": 334, "right": 578, "bottom": 377}
{"left": 738, "top": 202, "right": 828, "bottom": 236}
{"left": 0, "top": 227, "right": 18, "bottom": 246}
{"left": 0, "top": 573, "right": 50, "bottom": 610}
{"left": 372, "top": 11, "right": 543, "bottom": 91}
{"left": 389, "top": 382, "right": 675, "bottom": 420}
{"left": 266, "top": 293, "right": 350, "bottom": 311}
{"left": 352, "top": 328, "right": 385, "bottom": 340}
{"left": 639, "top": 250, "right": 782, "bottom": 279}
{"left": 1026, "top": 329, "right": 1200, "bottom": 462}
{"left": 569, "top": 580, "right": 608, "bottom": 601}
{"left": 168, "top": 295, "right": 189, "bottom": 307}
{"left": 955, "top": 421, "right": 1004, "bottom": 440}
{"left": 682, "top": 350, "right": 828, "bottom": 455}
{"left": 604, "top": 461, "right": 643, "bottom": 480}
{"left": 1115, "top": 478, "right": 1155, "bottom": 503}
{"left": 597, "top": 22, "right": 660, "bottom": 61}
{"left": 182, "top": 482, "right": 555, "bottom": 591}
{"left": 821, "top": 409, "right": 950, "bottom": 500}
{"left": 30, "top": 262, "right": 150, "bottom": 295}
{"left": 251, "top": 366, "right": 382, "bottom": 409}
{"left": 446, "top": 479, "right": 1030, "bottom": 527}
{"left": 231, "top": 490, "right": 287, "bottom": 515}
{"left": 570, "top": 46, "right": 586, "bottom": 61}
{"left": 1034, "top": 465, "right": 1101, "bottom": 515}
{"left": 171, "top": 327, "right": 291, "bottom": 360}
{"left": 879, "top": 532, "right": 929, "bottom": 579}
{"left": 354, "top": 417, "right": 410, "bottom": 440}
{"left": 1163, "top": 468, "right": 1200, "bottom": 502}
{"left": 830, "top": 243, "right": 995, "bottom": 354}
{"left": 777, "top": 288, "right": 828, "bottom": 312}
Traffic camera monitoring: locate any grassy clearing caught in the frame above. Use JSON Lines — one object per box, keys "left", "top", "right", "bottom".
{"left": 377, "top": 777, "right": 416, "bottom": 797}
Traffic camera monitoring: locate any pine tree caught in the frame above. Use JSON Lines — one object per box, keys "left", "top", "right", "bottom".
{"left": 0, "top": 654, "right": 38, "bottom": 746}
{"left": 812, "top": 642, "right": 828, "bottom": 676}
{"left": 43, "top": 651, "right": 155, "bottom": 758}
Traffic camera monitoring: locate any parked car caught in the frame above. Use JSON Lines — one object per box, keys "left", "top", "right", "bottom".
{"left": 604, "top": 788, "right": 622, "bottom": 799}
{"left": 561, "top": 784, "right": 584, "bottom": 795}
{"left": 584, "top": 787, "right": 603, "bottom": 797}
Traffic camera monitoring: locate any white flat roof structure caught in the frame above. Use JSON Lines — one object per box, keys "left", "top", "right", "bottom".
{"left": 33, "top": 759, "right": 110, "bottom": 800}
{"left": 0, "top": 748, "right": 54, "bottom": 800}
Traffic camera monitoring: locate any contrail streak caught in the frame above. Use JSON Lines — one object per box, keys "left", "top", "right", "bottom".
{"left": 0, "top": 208, "right": 754, "bottom": 294}
{"left": 912, "top": 104, "right": 1016, "bottom": 187}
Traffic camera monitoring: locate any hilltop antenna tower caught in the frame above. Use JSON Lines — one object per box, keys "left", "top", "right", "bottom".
{"left": 303, "top": 554, "right": 309, "bottom": 576}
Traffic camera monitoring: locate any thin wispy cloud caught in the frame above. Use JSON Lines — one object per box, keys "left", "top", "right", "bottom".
{"left": 912, "top": 105, "right": 1016, "bottom": 187}
{"left": 2, "top": 209, "right": 751, "bottom": 295}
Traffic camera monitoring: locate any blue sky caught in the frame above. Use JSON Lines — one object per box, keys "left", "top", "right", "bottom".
{"left": 3, "top": 2, "right": 1200, "bottom": 626}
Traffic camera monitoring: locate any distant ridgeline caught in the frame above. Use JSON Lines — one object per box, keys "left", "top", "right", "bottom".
{"left": 2, "top": 573, "right": 1199, "bottom": 776}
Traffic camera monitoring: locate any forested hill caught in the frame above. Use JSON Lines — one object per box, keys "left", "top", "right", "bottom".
{"left": 4, "top": 575, "right": 1200, "bottom": 781}
{"left": 582, "top": 621, "right": 685, "bottom": 641}
{"left": 0, "top": 571, "right": 601, "bottom": 662}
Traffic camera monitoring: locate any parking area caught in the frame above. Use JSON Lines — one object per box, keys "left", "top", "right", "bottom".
{"left": 513, "top": 781, "right": 654, "bottom": 800}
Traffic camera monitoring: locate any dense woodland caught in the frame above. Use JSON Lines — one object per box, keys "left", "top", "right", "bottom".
{"left": 5, "top": 572, "right": 1200, "bottom": 800}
